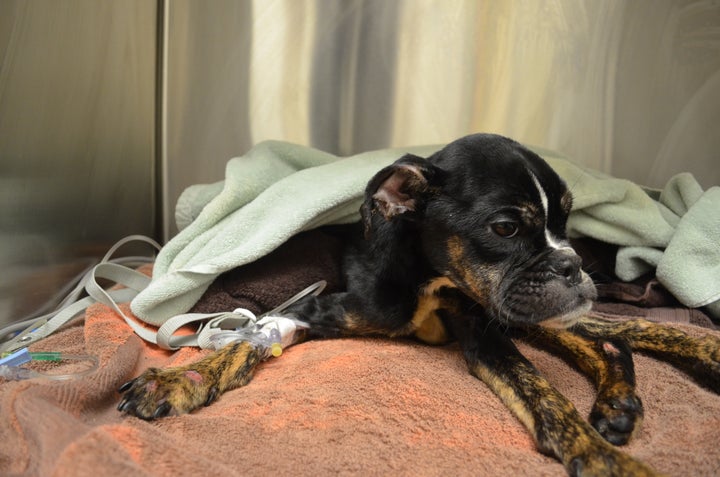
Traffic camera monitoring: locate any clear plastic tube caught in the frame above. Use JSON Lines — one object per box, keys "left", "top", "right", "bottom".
{"left": 0, "top": 347, "right": 98, "bottom": 381}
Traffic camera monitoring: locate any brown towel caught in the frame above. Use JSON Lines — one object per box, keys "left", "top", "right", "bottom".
{"left": 190, "top": 228, "right": 346, "bottom": 316}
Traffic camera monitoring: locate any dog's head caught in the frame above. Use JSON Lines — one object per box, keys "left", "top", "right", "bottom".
{"left": 361, "top": 133, "right": 596, "bottom": 328}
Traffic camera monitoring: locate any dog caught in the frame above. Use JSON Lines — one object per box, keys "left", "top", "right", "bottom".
{"left": 118, "top": 133, "right": 720, "bottom": 476}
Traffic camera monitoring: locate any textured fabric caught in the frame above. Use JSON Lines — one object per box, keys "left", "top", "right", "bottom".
{"left": 2, "top": 300, "right": 719, "bottom": 477}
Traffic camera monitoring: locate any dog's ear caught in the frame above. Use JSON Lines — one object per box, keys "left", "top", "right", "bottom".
{"left": 361, "top": 154, "right": 440, "bottom": 237}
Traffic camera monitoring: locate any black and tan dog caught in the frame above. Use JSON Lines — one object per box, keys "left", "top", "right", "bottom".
{"left": 118, "top": 134, "right": 720, "bottom": 476}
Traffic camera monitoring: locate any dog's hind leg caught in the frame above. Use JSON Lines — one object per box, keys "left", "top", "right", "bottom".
{"left": 522, "top": 328, "right": 643, "bottom": 446}
{"left": 573, "top": 316, "right": 720, "bottom": 394}
{"left": 450, "top": 316, "right": 659, "bottom": 477}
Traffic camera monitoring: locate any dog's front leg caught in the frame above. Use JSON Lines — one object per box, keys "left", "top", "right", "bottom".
{"left": 118, "top": 341, "right": 261, "bottom": 419}
{"left": 525, "top": 328, "right": 643, "bottom": 446}
{"left": 451, "top": 317, "right": 658, "bottom": 477}
{"left": 118, "top": 291, "right": 407, "bottom": 419}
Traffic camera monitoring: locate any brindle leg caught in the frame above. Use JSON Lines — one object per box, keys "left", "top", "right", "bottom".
{"left": 573, "top": 316, "right": 720, "bottom": 393}
{"left": 119, "top": 292, "right": 413, "bottom": 419}
{"left": 118, "top": 341, "right": 262, "bottom": 419}
{"left": 523, "top": 328, "right": 643, "bottom": 445}
{"left": 450, "top": 316, "right": 659, "bottom": 477}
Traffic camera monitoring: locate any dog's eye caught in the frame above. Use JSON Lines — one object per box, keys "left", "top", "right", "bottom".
{"left": 491, "top": 221, "right": 519, "bottom": 238}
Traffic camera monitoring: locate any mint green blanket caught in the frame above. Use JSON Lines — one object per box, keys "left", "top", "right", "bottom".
{"left": 130, "top": 141, "right": 720, "bottom": 322}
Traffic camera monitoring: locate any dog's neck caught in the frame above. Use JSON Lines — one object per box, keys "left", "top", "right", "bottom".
{"left": 363, "top": 220, "right": 434, "bottom": 293}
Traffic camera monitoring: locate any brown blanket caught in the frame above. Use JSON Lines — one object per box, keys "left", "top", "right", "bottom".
{"left": 2, "top": 232, "right": 719, "bottom": 476}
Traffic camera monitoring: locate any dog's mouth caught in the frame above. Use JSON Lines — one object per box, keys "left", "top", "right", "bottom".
{"left": 537, "top": 299, "right": 593, "bottom": 329}
{"left": 490, "top": 270, "right": 598, "bottom": 328}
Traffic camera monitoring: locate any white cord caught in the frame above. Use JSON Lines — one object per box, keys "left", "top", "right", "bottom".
{"left": 0, "top": 236, "right": 161, "bottom": 352}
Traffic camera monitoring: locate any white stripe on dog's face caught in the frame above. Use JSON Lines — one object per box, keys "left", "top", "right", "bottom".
{"left": 529, "top": 171, "right": 572, "bottom": 251}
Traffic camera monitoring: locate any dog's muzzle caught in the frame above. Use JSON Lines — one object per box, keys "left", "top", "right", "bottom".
{"left": 497, "top": 248, "right": 597, "bottom": 328}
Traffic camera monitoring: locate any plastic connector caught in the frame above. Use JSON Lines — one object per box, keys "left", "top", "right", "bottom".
{"left": 0, "top": 365, "right": 37, "bottom": 380}
{"left": 207, "top": 314, "right": 308, "bottom": 359}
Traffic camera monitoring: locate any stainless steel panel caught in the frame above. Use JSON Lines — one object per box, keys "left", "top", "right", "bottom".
{"left": 612, "top": 0, "right": 720, "bottom": 188}
{"left": 0, "top": 0, "right": 157, "bottom": 326}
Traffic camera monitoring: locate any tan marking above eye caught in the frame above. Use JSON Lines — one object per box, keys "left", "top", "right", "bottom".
{"left": 506, "top": 203, "right": 543, "bottom": 229}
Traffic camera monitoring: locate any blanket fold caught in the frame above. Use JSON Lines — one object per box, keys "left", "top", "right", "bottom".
{"left": 614, "top": 174, "right": 720, "bottom": 316}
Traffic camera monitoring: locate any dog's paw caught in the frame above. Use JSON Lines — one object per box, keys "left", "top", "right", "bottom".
{"left": 117, "top": 341, "right": 261, "bottom": 420}
{"left": 589, "top": 386, "right": 643, "bottom": 446}
{"left": 117, "top": 366, "right": 220, "bottom": 419}
{"left": 568, "top": 442, "right": 659, "bottom": 477}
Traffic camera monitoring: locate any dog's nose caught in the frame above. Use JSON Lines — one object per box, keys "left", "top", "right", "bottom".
{"left": 548, "top": 250, "right": 583, "bottom": 284}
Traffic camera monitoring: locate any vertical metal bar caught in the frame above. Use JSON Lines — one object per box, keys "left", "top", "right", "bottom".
{"left": 155, "top": 0, "right": 169, "bottom": 243}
